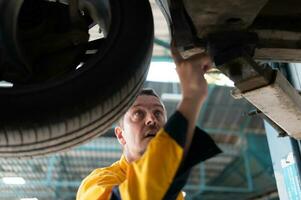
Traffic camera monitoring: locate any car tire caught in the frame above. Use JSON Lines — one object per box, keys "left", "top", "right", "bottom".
{"left": 0, "top": 0, "right": 153, "bottom": 157}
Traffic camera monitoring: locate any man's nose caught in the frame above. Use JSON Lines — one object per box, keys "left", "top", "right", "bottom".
{"left": 145, "top": 114, "right": 157, "bottom": 126}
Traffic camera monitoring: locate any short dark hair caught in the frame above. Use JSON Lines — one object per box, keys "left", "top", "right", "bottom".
{"left": 117, "top": 88, "right": 163, "bottom": 127}
{"left": 138, "top": 88, "right": 160, "bottom": 99}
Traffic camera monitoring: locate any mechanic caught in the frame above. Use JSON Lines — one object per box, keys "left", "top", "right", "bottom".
{"left": 76, "top": 44, "right": 221, "bottom": 200}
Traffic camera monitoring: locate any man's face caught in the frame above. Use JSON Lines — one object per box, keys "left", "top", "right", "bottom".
{"left": 117, "top": 95, "right": 167, "bottom": 158}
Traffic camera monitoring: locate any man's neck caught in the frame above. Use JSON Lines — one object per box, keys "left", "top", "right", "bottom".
{"left": 123, "top": 148, "right": 141, "bottom": 163}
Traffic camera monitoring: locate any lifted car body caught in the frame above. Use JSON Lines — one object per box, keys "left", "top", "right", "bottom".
{"left": 158, "top": 0, "right": 301, "bottom": 139}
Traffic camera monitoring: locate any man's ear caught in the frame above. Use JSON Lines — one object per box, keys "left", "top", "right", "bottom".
{"left": 115, "top": 127, "right": 126, "bottom": 146}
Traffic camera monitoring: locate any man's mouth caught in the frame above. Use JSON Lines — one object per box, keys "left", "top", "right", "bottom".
{"left": 144, "top": 130, "right": 158, "bottom": 138}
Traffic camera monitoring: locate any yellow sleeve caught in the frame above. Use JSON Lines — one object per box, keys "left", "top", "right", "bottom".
{"left": 77, "top": 164, "right": 125, "bottom": 200}
{"left": 118, "top": 130, "right": 184, "bottom": 200}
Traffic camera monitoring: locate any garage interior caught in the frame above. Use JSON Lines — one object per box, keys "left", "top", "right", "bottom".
{"left": 1, "top": 0, "right": 301, "bottom": 199}
{"left": 0, "top": 81, "right": 277, "bottom": 200}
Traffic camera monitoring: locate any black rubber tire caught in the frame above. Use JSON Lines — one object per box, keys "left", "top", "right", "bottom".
{"left": 0, "top": 0, "right": 153, "bottom": 157}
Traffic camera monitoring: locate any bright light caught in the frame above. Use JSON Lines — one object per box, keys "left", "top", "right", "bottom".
{"left": 0, "top": 81, "right": 13, "bottom": 88}
{"left": 182, "top": 191, "right": 186, "bottom": 197}
{"left": 147, "top": 62, "right": 179, "bottom": 83}
{"left": 2, "top": 177, "right": 26, "bottom": 185}
{"left": 88, "top": 25, "right": 104, "bottom": 41}
{"left": 147, "top": 61, "right": 234, "bottom": 87}
{"left": 76, "top": 62, "right": 84, "bottom": 70}
{"left": 161, "top": 93, "right": 182, "bottom": 102}
{"left": 20, "top": 198, "right": 38, "bottom": 200}
{"left": 205, "top": 73, "right": 234, "bottom": 87}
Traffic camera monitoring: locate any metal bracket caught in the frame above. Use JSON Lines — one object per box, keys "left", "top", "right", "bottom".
{"left": 156, "top": 0, "right": 205, "bottom": 59}
{"left": 207, "top": 31, "right": 277, "bottom": 92}
{"left": 208, "top": 31, "right": 301, "bottom": 139}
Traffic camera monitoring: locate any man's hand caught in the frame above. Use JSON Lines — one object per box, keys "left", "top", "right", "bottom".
{"left": 171, "top": 42, "right": 212, "bottom": 156}
{"left": 171, "top": 44, "right": 212, "bottom": 104}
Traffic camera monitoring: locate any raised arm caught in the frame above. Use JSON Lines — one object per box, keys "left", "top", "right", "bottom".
{"left": 171, "top": 44, "right": 212, "bottom": 157}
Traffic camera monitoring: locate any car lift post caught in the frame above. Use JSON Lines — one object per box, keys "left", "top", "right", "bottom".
{"left": 263, "top": 64, "right": 301, "bottom": 200}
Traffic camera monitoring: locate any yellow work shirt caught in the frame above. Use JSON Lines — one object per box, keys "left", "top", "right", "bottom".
{"left": 77, "top": 111, "right": 221, "bottom": 200}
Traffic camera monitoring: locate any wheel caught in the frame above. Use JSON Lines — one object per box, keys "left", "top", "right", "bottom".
{"left": 0, "top": 0, "right": 154, "bottom": 157}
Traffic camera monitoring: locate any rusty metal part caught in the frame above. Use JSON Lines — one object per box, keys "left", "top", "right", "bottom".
{"left": 224, "top": 56, "right": 276, "bottom": 92}
{"left": 183, "top": 0, "right": 301, "bottom": 62}
{"left": 157, "top": 0, "right": 205, "bottom": 59}
{"left": 157, "top": 0, "right": 301, "bottom": 61}
{"left": 207, "top": 31, "right": 276, "bottom": 92}
{"left": 183, "top": 0, "right": 269, "bottom": 37}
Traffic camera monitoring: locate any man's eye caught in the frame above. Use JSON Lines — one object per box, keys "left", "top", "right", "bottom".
{"left": 133, "top": 110, "right": 144, "bottom": 118}
{"left": 154, "top": 110, "right": 163, "bottom": 117}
